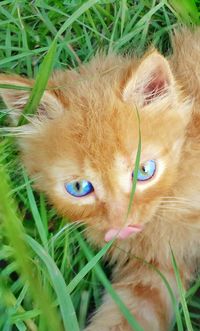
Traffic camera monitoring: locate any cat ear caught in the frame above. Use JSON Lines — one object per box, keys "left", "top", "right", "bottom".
{"left": 0, "top": 74, "right": 63, "bottom": 125}
{"left": 122, "top": 51, "right": 175, "bottom": 107}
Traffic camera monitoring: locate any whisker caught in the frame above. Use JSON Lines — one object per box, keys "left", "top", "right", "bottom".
{"left": 158, "top": 207, "right": 194, "bottom": 213}
{"left": 159, "top": 202, "right": 196, "bottom": 207}
{"left": 159, "top": 196, "right": 200, "bottom": 203}
{"left": 156, "top": 212, "right": 200, "bottom": 229}
{"left": 159, "top": 200, "right": 191, "bottom": 203}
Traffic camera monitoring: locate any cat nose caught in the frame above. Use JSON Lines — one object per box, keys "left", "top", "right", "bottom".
{"left": 107, "top": 202, "right": 129, "bottom": 226}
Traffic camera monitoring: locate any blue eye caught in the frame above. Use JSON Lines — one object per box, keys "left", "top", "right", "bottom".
{"left": 65, "top": 179, "right": 94, "bottom": 197}
{"left": 133, "top": 160, "right": 156, "bottom": 181}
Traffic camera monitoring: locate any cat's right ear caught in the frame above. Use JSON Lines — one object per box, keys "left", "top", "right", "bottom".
{"left": 0, "top": 74, "right": 64, "bottom": 125}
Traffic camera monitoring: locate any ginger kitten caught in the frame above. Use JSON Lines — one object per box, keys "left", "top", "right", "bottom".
{"left": 1, "top": 28, "right": 200, "bottom": 331}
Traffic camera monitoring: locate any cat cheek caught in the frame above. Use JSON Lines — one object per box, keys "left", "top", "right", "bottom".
{"left": 65, "top": 192, "right": 96, "bottom": 206}
{"left": 69, "top": 195, "right": 96, "bottom": 206}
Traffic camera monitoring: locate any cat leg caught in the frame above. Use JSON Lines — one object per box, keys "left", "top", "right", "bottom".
{"left": 84, "top": 291, "right": 166, "bottom": 331}
{"left": 84, "top": 266, "right": 180, "bottom": 331}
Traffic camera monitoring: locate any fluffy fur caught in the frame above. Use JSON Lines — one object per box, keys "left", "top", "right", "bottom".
{"left": 1, "top": 28, "right": 200, "bottom": 331}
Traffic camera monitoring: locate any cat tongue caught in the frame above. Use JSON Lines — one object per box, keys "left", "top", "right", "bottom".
{"left": 104, "top": 226, "right": 142, "bottom": 242}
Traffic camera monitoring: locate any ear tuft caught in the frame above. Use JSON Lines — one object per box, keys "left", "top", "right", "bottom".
{"left": 122, "top": 51, "right": 175, "bottom": 107}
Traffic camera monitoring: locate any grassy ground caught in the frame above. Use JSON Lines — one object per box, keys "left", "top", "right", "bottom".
{"left": 0, "top": 1, "right": 200, "bottom": 331}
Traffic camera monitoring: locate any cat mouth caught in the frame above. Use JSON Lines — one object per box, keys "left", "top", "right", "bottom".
{"left": 104, "top": 225, "right": 143, "bottom": 242}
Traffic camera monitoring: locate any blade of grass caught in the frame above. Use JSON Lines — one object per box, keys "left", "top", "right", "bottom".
{"left": 39, "top": 193, "right": 48, "bottom": 235}
{"left": 18, "top": 39, "right": 57, "bottom": 125}
{"left": 17, "top": 5, "right": 32, "bottom": 77}
{"left": 5, "top": 24, "right": 11, "bottom": 58}
{"left": 23, "top": 170, "right": 48, "bottom": 250}
{"left": 0, "top": 47, "right": 49, "bottom": 67}
{"left": 26, "top": 235, "right": 80, "bottom": 331}
{"left": 67, "top": 238, "right": 113, "bottom": 294}
{"left": 167, "top": 0, "right": 200, "bottom": 25}
{"left": 78, "top": 290, "right": 90, "bottom": 330}
{"left": 120, "top": 0, "right": 128, "bottom": 36}
{"left": 186, "top": 277, "right": 200, "bottom": 300}
{"left": 108, "top": 5, "right": 121, "bottom": 53}
{"left": 126, "top": 107, "right": 141, "bottom": 218}
{"left": 170, "top": 248, "right": 194, "bottom": 331}
{"left": 0, "top": 84, "right": 32, "bottom": 91}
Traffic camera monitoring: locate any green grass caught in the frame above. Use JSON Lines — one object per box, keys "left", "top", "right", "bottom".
{"left": 0, "top": 1, "right": 200, "bottom": 331}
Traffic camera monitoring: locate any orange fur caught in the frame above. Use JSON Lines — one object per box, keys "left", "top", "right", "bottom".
{"left": 1, "top": 28, "right": 200, "bottom": 330}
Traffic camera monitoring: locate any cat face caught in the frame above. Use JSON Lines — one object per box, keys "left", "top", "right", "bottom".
{"left": 0, "top": 51, "right": 191, "bottom": 244}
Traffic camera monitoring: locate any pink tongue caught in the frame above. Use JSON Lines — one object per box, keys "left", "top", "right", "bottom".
{"left": 104, "top": 226, "right": 142, "bottom": 242}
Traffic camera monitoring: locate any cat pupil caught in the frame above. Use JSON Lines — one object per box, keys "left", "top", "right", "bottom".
{"left": 75, "top": 182, "right": 80, "bottom": 191}
{"left": 141, "top": 165, "right": 147, "bottom": 174}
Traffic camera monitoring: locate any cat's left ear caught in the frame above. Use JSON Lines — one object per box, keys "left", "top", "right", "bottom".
{"left": 0, "top": 74, "right": 64, "bottom": 125}
{"left": 122, "top": 50, "right": 176, "bottom": 107}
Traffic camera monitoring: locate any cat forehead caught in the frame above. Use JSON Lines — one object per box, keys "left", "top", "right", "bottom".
{"left": 51, "top": 153, "right": 130, "bottom": 176}
{"left": 51, "top": 148, "right": 161, "bottom": 181}
{"left": 38, "top": 103, "right": 138, "bottom": 162}
{"left": 84, "top": 154, "right": 130, "bottom": 175}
